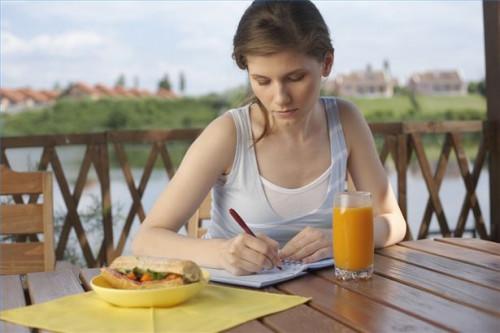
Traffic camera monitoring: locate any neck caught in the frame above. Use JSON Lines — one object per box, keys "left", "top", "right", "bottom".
{"left": 267, "top": 101, "right": 322, "bottom": 142}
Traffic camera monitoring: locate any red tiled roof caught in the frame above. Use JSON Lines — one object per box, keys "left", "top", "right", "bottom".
{"left": 335, "top": 70, "right": 388, "bottom": 86}
{"left": 128, "top": 88, "right": 143, "bottom": 97}
{"left": 113, "top": 86, "right": 134, "bottom": 97}
{"left": 40, "top": 90, "right": 60, "bottom": 100}
{"left": 409, "top": 70, "right": 463, "bottom": 84}
{"left": 94, "top": 84, "right": 117, "bottom": 97}
{"left": 71, "top": 82, "right": 96, "bottom": 94}
{"left": 156, "top": 88, "right": 176, "bottom": 98}
{"left": 17, "top": 88, "right": 50, "bottom": 103}
{"left": 0, "top": 88, "right": 27, "bottom": 103}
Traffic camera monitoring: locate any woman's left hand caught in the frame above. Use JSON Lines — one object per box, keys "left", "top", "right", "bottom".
{"left": 279, "top": 227, "right": 332, "bottom": 264}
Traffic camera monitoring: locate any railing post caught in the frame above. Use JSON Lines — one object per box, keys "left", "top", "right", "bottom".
{"left": 483, "top": 1, "right": 500, "bottom": 242}
{"left": 396, "top": 133, "right": 411, "bottom": 240}
{"left": 95, "top": 134, "right": 114, "bottom": 265}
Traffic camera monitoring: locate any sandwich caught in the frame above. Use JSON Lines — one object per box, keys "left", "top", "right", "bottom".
{"left": 100, "top": 256, "right": 203, "bottom": 289}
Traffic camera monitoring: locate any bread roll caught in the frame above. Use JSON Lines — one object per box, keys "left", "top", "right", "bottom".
{"left": 100, "top": 256, "right": 202, "bottom": 290}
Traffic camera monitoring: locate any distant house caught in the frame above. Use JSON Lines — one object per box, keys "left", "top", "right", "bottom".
{"left": 1, "top": 88, "right": 60, "bottom": 113}
{"left": 129, "top": 88, "right": 152, "bottom": 98}
{"left": 62, "top": 82, "right": 100, "bottom": 100}
{"left": 94, "top": 84, "right": 118, "bottom": 97}
{"left": 3, "top": 82, "right": 176, "bottom": 112}
{"left": 0, "top": 88, "right": 29, "bottom": 113}
{"left": 156, "top": 88, "right": 177, "bottom": 99}
{"left": 407, "top": 70, "right": 466, "bottom": 96}
{"left": 326, "top": 62, "right": 397, "bottom": 98}
{"left": 113, "top": 86, "right": 135, "bottom": 97}
{"left": 18, "top": 88, "right": 51, "bottom": 105}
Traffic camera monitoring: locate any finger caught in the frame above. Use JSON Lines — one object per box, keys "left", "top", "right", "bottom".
{"left": 302, "top": 247, "right": 331, "bottom": 264}
{"left": 243, "top": 235, "right": 278, "bottom": 268}
{"left": 227, "top": 235, "right": 273, "bottom": 271}
{"left": 238, "top": 243, "right": 274, "bottom": 270}
{"left": 279, "top": 228, "right": 313, "bottom": 259}
{"left": 226, "top": 265, "right": 253, "bottom": 276}
{"left": 290, "top": 238, "right": 330, "bottom": 261}
{"left": 256, "top": 233, "right": 281, "bottom": 266}
{"left": 256, "top": 233, "right": 279, "bottom": 251}
{"left": 235, "top": 254, "right": 268, "bottom": 273}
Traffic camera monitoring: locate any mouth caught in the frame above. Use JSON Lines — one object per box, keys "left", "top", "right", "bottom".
{"left": 273, "top": 108, "right": 298, "bottom": 114}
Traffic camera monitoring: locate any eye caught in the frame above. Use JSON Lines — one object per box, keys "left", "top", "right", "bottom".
{"left": 255, "top": 79, "right": 270, "bottom": 86}
{"left": 288, "top": 73, "right": 305, "bottom": 82}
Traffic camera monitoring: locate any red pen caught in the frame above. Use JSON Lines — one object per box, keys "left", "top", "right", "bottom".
{"left": 229, "top": 208, "right": 282, "bottom": 270}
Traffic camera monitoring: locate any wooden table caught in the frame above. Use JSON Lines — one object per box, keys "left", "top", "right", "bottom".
{"left": 2, "top": 238, "right": 500, "bottom": 332}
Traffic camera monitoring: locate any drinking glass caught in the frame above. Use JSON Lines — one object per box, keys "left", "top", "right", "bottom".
{"left": 333, "top": 191, "right": 374, "bottom": 280}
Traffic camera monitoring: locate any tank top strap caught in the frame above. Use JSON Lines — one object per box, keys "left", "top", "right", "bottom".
{"left": 224, "top": 105, "right": 255, "bottom": 186}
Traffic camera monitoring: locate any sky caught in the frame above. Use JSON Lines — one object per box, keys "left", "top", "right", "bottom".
{"left": 1, "top": 1, "right": 486, "bottom": 96}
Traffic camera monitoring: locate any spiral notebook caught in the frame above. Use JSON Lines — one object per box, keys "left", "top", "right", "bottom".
{"left": 204, "top": 258, "right": 334, "bottom": 288}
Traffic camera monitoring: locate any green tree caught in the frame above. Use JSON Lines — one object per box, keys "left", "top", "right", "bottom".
{"left": 477, "top": 80, "right": 486, "bottom": 97}
{"left": 468, "top": 81, "right": 479, "bottom": 94}
{"left": 115, "top": 74, "right": 126, "bottom": 88}
{"left": 179, "top": 71, "right": 186, "bottom": 94}
{"left": 468, "top": 79, "right": 486, "bottom": 97}
{"left": 158, "top": 74, "right": 172, "bottom": 90}
{"left": 53, "top": 81, "right": 61, "bottom": 91}
{"left": 409, "top": 90, "right": 421, "bottom": 113}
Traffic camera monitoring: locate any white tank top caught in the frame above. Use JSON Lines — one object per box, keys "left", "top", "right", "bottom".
{"left": 260, "top": 163, "right": 332, "bottom": 219}
{"left": 205, "top": 97, "right": 348, "bottom": 246}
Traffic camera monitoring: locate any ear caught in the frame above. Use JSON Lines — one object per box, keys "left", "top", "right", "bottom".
{"left": 322, "top": 51, "right": 334, "bottom": 77}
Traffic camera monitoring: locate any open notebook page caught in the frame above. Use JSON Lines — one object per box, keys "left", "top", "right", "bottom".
{"left": 204, "top": 258, "right": 334, "bottom": 288}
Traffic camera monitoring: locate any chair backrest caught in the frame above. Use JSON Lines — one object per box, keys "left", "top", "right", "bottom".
{"left": 0, "top": 164, "right": 55, "bottom": 274}
{"left": 186, "top": 194, "right": 211, "bottom": 238}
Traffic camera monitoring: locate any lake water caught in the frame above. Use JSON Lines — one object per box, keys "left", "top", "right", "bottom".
{"left": 5, "top": 147, "right": 491, "bottom": 258}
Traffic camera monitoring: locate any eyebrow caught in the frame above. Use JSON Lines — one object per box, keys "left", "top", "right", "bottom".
{"left": 250, "top": 69, "right": 306, "bottom": 80}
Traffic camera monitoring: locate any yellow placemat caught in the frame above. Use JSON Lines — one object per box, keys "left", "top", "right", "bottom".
{"left": 0, "top": 284, "right": 309, "bottom": 333}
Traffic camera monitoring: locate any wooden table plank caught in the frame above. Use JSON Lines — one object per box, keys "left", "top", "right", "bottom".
{"left": 55, "top": 260, "right": 82, "bottom": 278}
{"left": 223, "top": 320, "right": 274, "bottom": 333}
{"left": 401, "top": 239, "right": 500, "bottom": 271}
{"left": 373, "top": 254, "right": 500, "bottom": 315}
{"left": 277, "top": 274, "right": 445, "bottom": 332}
{"left": 435, "top": 238, "right": 500, "bottom": 256}
{"left": 263, "top": 303, "right": 356, "bottom": 333}
{"left": 377, "top": 245, "right": 500, "bottom": 291}
{"left": 0, "top": 275, "right": 30, "bottom": 333}
{"left": 27, "top": 269, "right": 84, "bottom": 304}
{"left": 263, "top": 286, "right": 356, "bottom": 333}
{"left": 80, "top": 268, "right": 100, "bottom": 291}
{"left": 316, "top": 270, "right": 500, "bottom": 332}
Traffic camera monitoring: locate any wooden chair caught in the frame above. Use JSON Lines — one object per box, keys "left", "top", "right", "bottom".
{"left": 0, "top": 165, "right": 55, "bottom": 274}
{"left": 186, "top": 194, "right": 211, "bottom": 238}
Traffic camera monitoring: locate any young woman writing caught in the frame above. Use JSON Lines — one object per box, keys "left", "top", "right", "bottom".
{"left": 133, "top": 0, "right": 406, "bottom": 275}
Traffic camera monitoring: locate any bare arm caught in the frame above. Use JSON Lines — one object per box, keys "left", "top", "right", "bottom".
{"left": 132, "top": 114, "right": 280, "bottom": 273}
{"left": 338, "top": 99, "right": 407, "bottom": 248}
{"left": 132, "top": 114, "right": 236, "bottom": 267}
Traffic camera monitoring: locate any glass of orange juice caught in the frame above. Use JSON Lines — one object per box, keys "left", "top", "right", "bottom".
{"left": 333, "top": 191, "right": 374, "bottom": 280}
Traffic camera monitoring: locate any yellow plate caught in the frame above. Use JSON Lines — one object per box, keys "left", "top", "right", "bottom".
{"left": 91, "top": 270, "right": 210, "bottom": 308}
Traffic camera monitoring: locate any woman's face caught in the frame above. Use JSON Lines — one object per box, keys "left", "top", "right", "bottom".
{"left": 246, "top": 50, "right": 331, "bottom": 124}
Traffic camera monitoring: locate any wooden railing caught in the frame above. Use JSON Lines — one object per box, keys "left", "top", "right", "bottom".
{"left": 0, "top": 121, "right": 495, "bottom": 266}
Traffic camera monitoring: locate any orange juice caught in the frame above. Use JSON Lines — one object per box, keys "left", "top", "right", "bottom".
{"left": 333, "top": 206, "right": 374, "bottom": 271}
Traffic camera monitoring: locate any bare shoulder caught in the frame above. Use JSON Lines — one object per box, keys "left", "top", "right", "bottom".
{"left": 334, "top": 98, "right": 371, "bottom": 152}
{"left": 188, "top": 111, "right": 237, "bottom": 174}
{"left": 335, "top": 97, "right": 364, "bottom": 125}
{"left": 195, "top": 111, "right": 235, "bottom": 147}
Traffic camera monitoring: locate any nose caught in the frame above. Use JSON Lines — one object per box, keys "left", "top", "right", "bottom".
{"left": 274, "top": 83, "right": 291, "bottom": 107}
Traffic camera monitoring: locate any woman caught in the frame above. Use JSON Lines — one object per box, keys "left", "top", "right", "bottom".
{"left": 133, "top": 0, "right": 406, "bottom": 275}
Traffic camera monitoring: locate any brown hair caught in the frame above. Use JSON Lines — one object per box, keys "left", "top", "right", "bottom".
{"left": 232, "top": 0, "right": 334, "bottom": 143}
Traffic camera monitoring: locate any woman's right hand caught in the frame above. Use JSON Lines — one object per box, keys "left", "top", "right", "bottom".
{"left": 219, "top": 233, "right": 281, "bottom": 275}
